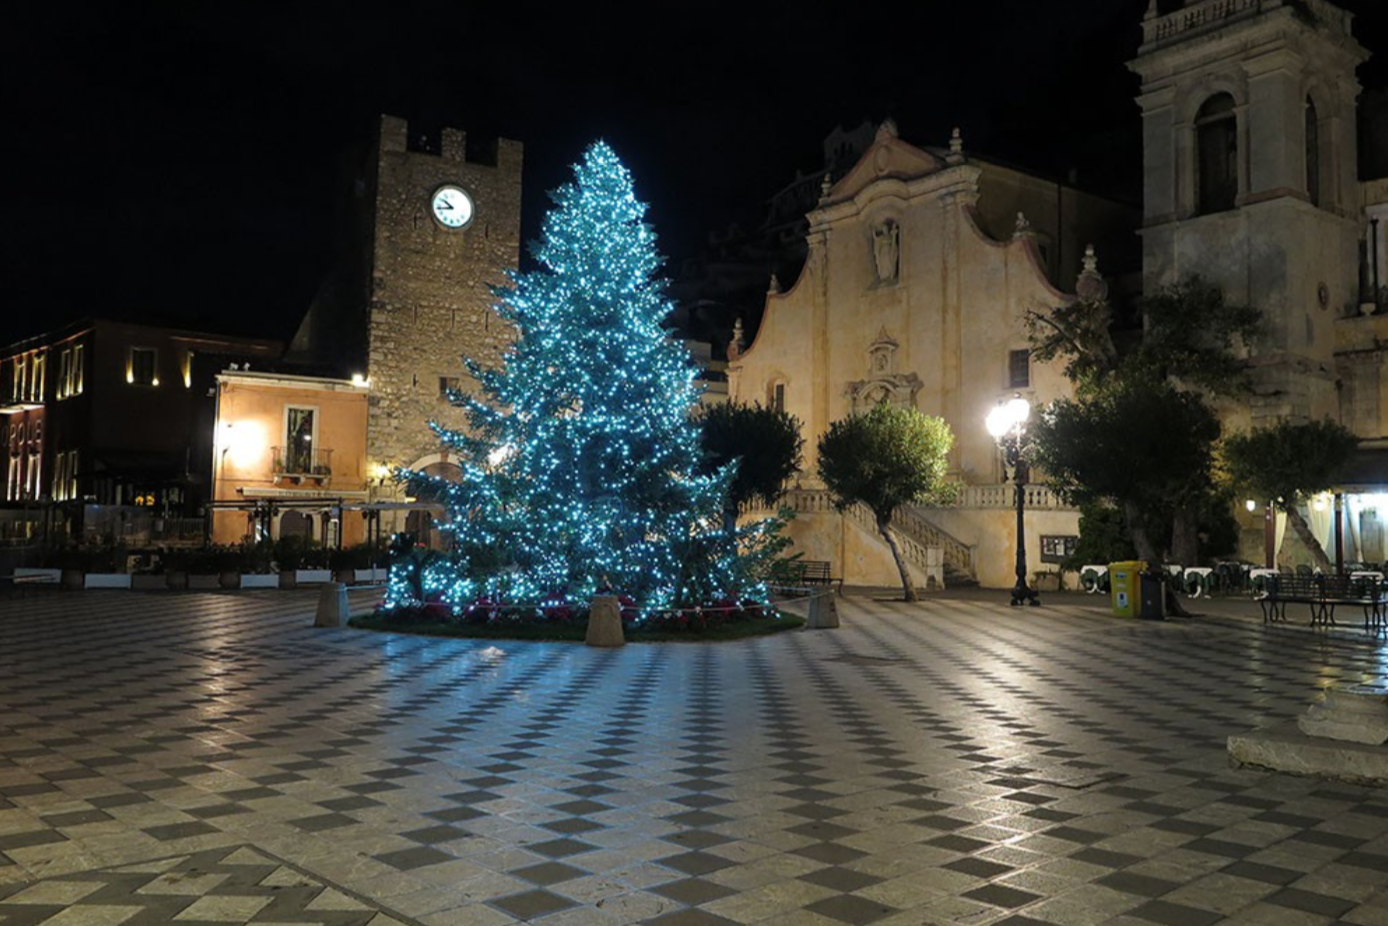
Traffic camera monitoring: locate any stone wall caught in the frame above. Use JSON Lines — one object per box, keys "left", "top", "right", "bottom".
{"left": 365, "top": 116, "right": 523, "bottom": 481}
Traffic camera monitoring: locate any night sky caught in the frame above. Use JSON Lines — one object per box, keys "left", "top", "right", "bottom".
{"left": 5, "top": 1, "right": 1386, "bottom": 347}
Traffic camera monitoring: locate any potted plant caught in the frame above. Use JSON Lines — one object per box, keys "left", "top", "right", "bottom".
{"left": 239, "top": 541, "right": 277, "bottom": 588}
{"left": 329, "top": 547, "right": 356, "bottom": 585}
{"left": 130, "top": 552, "right": 165, "bottom": 590}
{"left": 213, "top": 545, "right": 243, "bottom": 590}
{"left": 297, "top": 543, "right": 332, "bottom": 585}
{"left": 82, "top": 544, "right": 130, "bottom": 590}
{"left": 163, "top": 548, "right": 191, "bottom": 589}
{"left": 274, "top": 535, "right": 304, "bottom": 589}
{"left": 352, "top": 542, "right": 387, "bottom": 583}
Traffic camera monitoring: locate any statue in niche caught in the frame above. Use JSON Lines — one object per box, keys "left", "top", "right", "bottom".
{"left": 872, "top": 220, "right": 899, "bottom": 284}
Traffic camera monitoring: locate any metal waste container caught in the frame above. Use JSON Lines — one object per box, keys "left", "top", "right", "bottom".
{"left": 1139, "top": 568, "right": 1166, "bottom": 620}
{"left": 1110, "top": 561, "right": 1144, "bottom": 618}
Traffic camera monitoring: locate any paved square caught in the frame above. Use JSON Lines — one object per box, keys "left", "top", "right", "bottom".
{"left": 2, "top": 589, "right": 1388, "bottom": 924}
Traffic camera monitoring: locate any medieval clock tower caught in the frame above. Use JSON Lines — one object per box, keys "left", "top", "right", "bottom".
{"left": 291, "top": 115, "right": 523, "bottom": 522}
{"left": 1129, "top": 0, "right": 1368, "bottom": 425}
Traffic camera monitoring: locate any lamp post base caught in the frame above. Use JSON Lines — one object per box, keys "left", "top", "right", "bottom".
{"left": 1009, "top": 584, "right": 1041, "bottom": 607}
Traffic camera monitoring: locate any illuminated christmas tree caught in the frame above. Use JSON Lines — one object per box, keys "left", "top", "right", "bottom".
{"left": 387, "top": 141, "right": 766, "bottom": 615}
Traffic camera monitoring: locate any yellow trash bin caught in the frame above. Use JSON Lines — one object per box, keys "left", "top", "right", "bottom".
{"left": 1110, "top": 561, "right": 1146, "bottom": 618}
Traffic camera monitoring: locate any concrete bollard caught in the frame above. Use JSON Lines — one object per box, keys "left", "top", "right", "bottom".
{"left": 314, "top": 582, "right": 349, "bottom": 628}
{"left": 586, "top": 594, "right": 625, "bottom": 647}
{"left": 806, "top": 591, "right": 840, "bottom": 629}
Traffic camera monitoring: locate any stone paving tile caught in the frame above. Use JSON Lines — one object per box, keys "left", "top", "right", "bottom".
{"left": 4, "top": 589, "right": 1388, "bottom": 924}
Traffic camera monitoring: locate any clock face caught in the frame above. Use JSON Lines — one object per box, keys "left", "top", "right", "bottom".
{"left": 430, "top": 185, "right": 474, "bottom": 229}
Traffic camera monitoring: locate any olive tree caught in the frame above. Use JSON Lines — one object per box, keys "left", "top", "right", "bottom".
{"left": 1221, "top": 419, "right": 1358, "bottom": 571}
{"left": 817, "top": 404, "right": 955, "bottom": 601}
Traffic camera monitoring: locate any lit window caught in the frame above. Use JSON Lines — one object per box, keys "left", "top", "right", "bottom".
{"left": 129, "top": 348, "right": 156, "bottom": 386}
{"left": 286, "top": 407, "right": 316, "bottom": 473}
{"left": 1009, "top": 349, "right": 1031, "bottom": 389}
{"left": 30, "top": 352, "right": 45, "bottom": 402}
{"left": 58, "top": 349, "right": 71, "bottom": 399}
{"left": 72, "top": 344, "right": 84, "bottom": 395}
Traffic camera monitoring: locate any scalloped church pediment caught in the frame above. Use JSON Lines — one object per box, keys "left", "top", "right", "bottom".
{"left": 827, "top": 138, "right": 946, "bottom": 202}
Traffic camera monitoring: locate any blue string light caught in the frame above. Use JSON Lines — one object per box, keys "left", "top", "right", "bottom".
{"left": 383, "top": 142, "right": 778, "bottom": 620}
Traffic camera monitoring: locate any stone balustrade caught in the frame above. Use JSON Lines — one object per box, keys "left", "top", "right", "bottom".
{"left": 1143, "top": 0, "right": 1351, "bottom": 48}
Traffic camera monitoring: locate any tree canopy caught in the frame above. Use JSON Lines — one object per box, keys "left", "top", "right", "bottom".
{"left": 817, "top": 403, "right": 955, "bottom": 600}
{"left": 698, "top": 401, "right": 803, "bottom": 532}
{"left": 1221, "top": 419, "right": 1358, "bottom": 569}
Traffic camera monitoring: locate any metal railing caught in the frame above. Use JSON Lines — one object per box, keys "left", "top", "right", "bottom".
{"left": 271, "top": 447, "right": 334, "bottom": 478}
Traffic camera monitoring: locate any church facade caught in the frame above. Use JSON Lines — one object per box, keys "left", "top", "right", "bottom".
{"left": 729, "top": 0, "right": 1388, "bottom": 587}
{"left": 727, "top": 124, "right": 1127, "bottom": 589}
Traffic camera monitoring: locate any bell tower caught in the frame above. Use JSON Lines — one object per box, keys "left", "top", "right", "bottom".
{"left": 1129, "top": 0, "right": 1368, "bottom": 424}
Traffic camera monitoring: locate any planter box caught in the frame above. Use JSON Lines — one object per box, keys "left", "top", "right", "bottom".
{"left": 240, "top": 574, "right": 279, "bottom": 589}
{"left": 188, "top": 574, "right": 220, "bottom": 590}
{"left": 295, "top": 569, "right": 333, "bottom": 585}
{"left": 84, "top": 573, "right": 132, "bottom": 590}
{"left": 355, "top": 567, "right": 386, "bottom": 583}
{"left": 166, "top": 571, "right": 188, "bottom": 590}
{"left": 131, "top": 575, "right": 166, "bottom": 590}
{"left": 14, "top": 568, "right": 61, "bottom": 584}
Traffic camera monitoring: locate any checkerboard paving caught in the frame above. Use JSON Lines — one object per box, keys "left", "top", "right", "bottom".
{"left": 1, "top": 589, "right": 1388, "bottom": 925}
{"left": 0, "top": 843, "right": 411, "bottom": 925}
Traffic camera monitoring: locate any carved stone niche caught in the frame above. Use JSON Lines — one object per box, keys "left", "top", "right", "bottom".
{"left": 845, "top": 328, "right": 922, "bottom": 412}
{"left": 870, "top": 219, "right": 900, "bottom": 286}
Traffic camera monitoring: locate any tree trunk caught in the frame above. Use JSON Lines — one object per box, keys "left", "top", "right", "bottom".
{"left": 1169, "top": 505, "right": 1200, "bottom": 567}
{"left": 877, "top": 514, "right": 917, "bottom": 602}
{"left": 1122, "top": 500, "right": 1159, "bottom": 563}
{"left": 1285, "top": 505, "right": 1333, "bottom": 573}
{"left": 722, "top": 506, "right": 738, "bottom": 539}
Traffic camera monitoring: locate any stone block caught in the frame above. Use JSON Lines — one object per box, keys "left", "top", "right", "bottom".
{"left": 314, "top": 582, "right": 349, "bottom": 628}
{"left": 807, "top": 592, "right": 840, "bottom": 629}
{"left": 586, "top": 595, "right": 625, "bottom": 647}
{"left": 1229, "top": 722, "right": 1388, "bottom": 786}
{"left": 1298, "top": 685, "right": 1388, "bottom": 745}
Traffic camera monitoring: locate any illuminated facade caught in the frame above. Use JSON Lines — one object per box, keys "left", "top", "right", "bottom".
{"left": 289, "top": 115, "right": 523, "bottom": 537}
{"left": 210, "top": 370, "right": 369, "bottom": 546}
{"left": 0, "top": 319, "right": 278, "bottom": 540}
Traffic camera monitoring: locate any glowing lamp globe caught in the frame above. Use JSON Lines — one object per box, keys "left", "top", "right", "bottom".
{"left": 986, "top": 396, "right": 1031, "bottom": 440}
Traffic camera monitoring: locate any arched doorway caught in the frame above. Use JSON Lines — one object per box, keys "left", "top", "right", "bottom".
{"left": 279, "top": 510, "right": 314, "bottom": 543}
{"left": 401, "top": 453, "right": 463, "bottom": 548}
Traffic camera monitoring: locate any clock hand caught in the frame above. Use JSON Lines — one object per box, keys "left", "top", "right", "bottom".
{"left": 437, "top": 199, "right": 453, "bottom": 211}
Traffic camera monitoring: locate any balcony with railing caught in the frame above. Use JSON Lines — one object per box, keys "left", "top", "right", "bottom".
{"left": 1140, "top": 0, "right": 1352, "bottom": 50}
{"left": 270, "top": 446, "right": 333, "bottom": 487}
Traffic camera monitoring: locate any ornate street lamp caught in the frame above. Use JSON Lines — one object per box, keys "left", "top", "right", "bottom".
{"left": 986, "top": 395, "right": 1040, "bottom": 607}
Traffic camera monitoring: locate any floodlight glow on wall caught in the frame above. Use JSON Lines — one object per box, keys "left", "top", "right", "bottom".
{"left": 220, "top": 421, "right": 266, "bottom": 470}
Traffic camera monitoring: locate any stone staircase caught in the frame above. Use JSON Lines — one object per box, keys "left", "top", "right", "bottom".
{"left": 778, "top": 489, "right": 978, "bottom": 587}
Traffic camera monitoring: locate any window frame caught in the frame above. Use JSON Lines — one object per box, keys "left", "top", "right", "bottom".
{"left": 129, "top": 346, "right": 158, "bottom": 386}
{"left": 1008, "top": 349, "right": 1031, "bottom": 390}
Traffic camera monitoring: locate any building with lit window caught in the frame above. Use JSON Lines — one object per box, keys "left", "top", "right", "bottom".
{"left": 0, "top": 319, "right": 279, "bottom": 541}
{"left": 209, "top": 369, "right": 370, "bottom": 546}
{"left": 729, "top": 0, "right": 1388, "bottom": 586}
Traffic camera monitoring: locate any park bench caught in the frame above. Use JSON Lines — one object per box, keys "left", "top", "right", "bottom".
{"left": 783, "top": 559, "right": 844, "bottom": 596}
{"left": 1259, "top": 573, "right": 1387, "bottom": 630}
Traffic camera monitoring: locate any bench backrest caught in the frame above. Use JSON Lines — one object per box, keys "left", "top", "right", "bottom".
{"left": 1268, "top": 573, "right": 1383, "bottom": 600}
